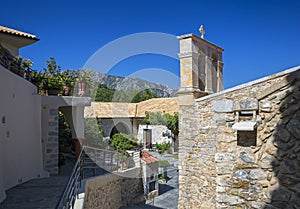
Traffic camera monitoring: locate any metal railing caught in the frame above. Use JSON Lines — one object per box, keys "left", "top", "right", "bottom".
{"left": 0, "top": 44, "right": 33, "bottom": 80}
{"left": 83, "top": 146, "right": 136, "bottom": 173}
{"left": 55, "top": 148, "right": 84, "bottom": 209}
{"left": 55, "top": 146, "right": 140, "bottom": 209}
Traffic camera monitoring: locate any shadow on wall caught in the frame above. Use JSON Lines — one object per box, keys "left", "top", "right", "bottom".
{"left": 265, "top": 71, "right": 300, "bottom": 208}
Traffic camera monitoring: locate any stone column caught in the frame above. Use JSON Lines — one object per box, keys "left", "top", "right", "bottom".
{"left": 205, "top": 56, "right": 213, "bottom": 93}
{"left": 41, "top": 106, "right": 59, "bottom": 175}
{"left": 217, "top": 61, "right": 224, "bottom": 92}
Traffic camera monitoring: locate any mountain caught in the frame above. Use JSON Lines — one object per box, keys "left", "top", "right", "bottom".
{"left": 90, "top": 72, "right": 178, "bottom": 98}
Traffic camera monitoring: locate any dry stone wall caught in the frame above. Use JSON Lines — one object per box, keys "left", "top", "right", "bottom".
{"left": 178, "top": 68, "right": 300, "bottom": 208}
{"left": 83, "top": 167, "right": 144, "bottom": 209}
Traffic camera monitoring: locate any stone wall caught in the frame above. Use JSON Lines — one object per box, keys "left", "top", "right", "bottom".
{"left": 83, "top": 167, "right": 144, "bottom": 209}
{"left": 178, "top": 67, "right": 300, "bottom": 208}
{"left": 41, "top": 107, "right": 59, "bottom": 174}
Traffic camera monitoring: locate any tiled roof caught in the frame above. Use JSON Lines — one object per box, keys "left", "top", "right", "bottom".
{"left": 85, "top": 102, "right": 137, "bottom": 118}
{"left": 0, "top": 25, "right": 38, "bottom": 40}
{"left": 84, "top": 97, "right": 178, "bottom": 118}
{"left": 141, "top": 151, "right": 158, "bottom": 163}
{"left": 136, "top": 97, "right": 178, "bottom": 117}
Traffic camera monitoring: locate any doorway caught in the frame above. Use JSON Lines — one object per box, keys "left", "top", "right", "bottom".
{"left": 143, "top": 129, "right": 152, "bottom": 149}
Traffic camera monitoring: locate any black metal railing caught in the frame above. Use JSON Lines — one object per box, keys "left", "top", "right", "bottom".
{"left": 0, "top": 44, "right": 33, "bottom": 80}
{"left": 55, "top": 146, "right": 139, "bottom": 209}
{"left": 55, "top": 148, "right": 84, "bottom": 209}
{"left": 83, "top": 146, "right": 136, "bottom": 174}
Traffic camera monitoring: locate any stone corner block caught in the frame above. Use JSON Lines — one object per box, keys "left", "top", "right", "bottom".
{"left": 233, "top": 98, "right": 258, "bottom": 111}
{"left": 212, "top": 100, "right": 233, "bottom": 113}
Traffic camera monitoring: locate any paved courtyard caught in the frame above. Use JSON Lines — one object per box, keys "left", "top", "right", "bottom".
{"left": 0, "top": 157, "right": 74, "bottom": 209}
{"left": 0, "top": 152, "right": 178, "bottom": 209}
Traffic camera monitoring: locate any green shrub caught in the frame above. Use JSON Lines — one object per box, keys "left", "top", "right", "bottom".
{"left": 109, "top": 133, "right": 138, "bottom": 156}
{"left": 155, "top": 142, "right": 171, "bottom": 154}
{"left": 158, "top": 160, "right": 170, "bottom": 168}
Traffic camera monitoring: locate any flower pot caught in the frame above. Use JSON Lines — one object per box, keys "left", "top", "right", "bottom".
{"left": 77, "top": 81, "right": 87, "bottom": 96}
{"left": 62, "top": 85, "right": 72, "bottom": 96}
{"left": 47, "top": 89, "right": 60, "bottom": 96}
{"left": 78, "top": 81, "right": 86, "bottom": 90}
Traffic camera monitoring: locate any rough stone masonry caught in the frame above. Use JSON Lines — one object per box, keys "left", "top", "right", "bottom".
{"left": 178, "top": 67, "right": 300, "bottom": 208}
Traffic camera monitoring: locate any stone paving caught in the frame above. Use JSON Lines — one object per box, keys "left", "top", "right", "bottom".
{"left": 0, "top": 152, "right": 178, "bottom": 209}
{"left": 0, "top": 176, "right": 69, "bottom": 209}
{"left": 0, "top": 157, "right": 74, "bottom": 209}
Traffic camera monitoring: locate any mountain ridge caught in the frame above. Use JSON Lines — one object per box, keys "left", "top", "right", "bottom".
{"left": 91, "top": 71, "right": 178, "bottom": 98}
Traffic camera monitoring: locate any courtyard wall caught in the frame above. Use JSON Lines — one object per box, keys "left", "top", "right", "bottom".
{"left": 83, "top": 167, "right": 144, "bottom": 209}
{"left": 0, "top": 65, "right": 47, "bottom": 202}
{"left": 178, "top": 67, "right": 300, "bottom": 208}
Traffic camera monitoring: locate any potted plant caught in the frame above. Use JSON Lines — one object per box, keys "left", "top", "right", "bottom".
{"left": 77, "top": 69, "right": 93, "bottom": 97}
{"left": 41, "top": 57, "right": 64, "bottom": 95}
{"left": 158, "top": 160, "right": 170, "bottom": 182}
{"left": 62, "top": 70, "right": 78, "bottom": 96}
{"left": 46, "top": 75, "right": 64, "bottom": 95}
{"left": 13, "top": 56, "right": 33, "bottom": 78}
{"left": 30, "top": 70, "right": 44, "bottom": 91}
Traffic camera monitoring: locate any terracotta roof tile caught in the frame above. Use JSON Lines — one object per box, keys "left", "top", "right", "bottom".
{"left": 85, "top": 102, "right": 137, "bottom": 118}
{"left": 141, "top": 151, "right": 158, "bottom": 163}
{"left": 84, "top": 97, "right": 178, "bottom": 118}
{"left": 0, "top": 25, "right": 38, "bottom": 40}
{"left": 136, "top": 97, "right": 178, "bottom": 117}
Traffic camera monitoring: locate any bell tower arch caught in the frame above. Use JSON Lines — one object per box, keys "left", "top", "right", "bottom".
{"left": 177, "top": 26, "right": 224, "bottom": 105}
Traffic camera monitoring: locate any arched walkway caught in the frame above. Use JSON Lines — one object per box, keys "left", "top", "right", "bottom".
{"left": 110, "top": 122, "right": 130, "bottom": 138}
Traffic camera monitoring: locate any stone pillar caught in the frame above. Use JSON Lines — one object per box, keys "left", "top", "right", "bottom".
{"left": 177, "top": 33, "right": 224, "bottom": 105}
{"left": 41, "top": 106, "right": 59, "bottom": 175}
{"left": 217, "top": 61, "right": 224, "bottom": 92}
{"left": 177, "top": 34, "right": 203, "bottom": 105}
{"left": 132, "top": 118, "right": 139, "bottom": 138}
{"left": 205, "top": 56, "right": 213, "bottom": 93}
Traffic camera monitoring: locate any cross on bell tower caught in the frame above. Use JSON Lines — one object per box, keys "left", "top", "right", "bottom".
{"left": 177, "top": 26, "right": 224, "bottom": 105}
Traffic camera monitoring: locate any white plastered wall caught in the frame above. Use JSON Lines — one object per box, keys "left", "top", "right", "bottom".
{"left": 137, "top": 125, "right": 172, "bottom": 145}
{"left": 0, "top": 66, "right": 48, "bottom": 203}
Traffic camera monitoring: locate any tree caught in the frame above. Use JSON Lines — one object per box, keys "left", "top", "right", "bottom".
{"left": 94, "top": 86, "right": 160, "bottom": 103}
{"left": 143, "top": 111, "right": 166, "bottom": 126}
{"left": 42, "top": 57, "right": 64, "bottom": 92}
{"left": 130, "top": 89, "right": 159, "bottom": 103}
{"left": 95, "top": 84, "right": 116, "bottom": 102}
{"left": 112, "top": 89, "right": 129, "bottom": 102}
{"left": 164, "top": 112, "right": 179, "bottom": 135}
{"left": 143, "top": 111, "right": 179, "bottom": 152}
{"left": 84, "top": 117, "right": 107, "bottom": 148}
{"left": 108, "top": 133, "right": 138, "bottom": 156}
{"left": 143, "top": 111, "right": 178, "bottom": 135}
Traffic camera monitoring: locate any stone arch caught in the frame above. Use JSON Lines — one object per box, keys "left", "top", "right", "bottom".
{"left": 109, "top": 122, "right": 131, "bottom": 138}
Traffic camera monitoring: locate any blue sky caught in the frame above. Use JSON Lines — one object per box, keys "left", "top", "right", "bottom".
{"left": 1, "top": 0, "right": 300, "bottom": 89}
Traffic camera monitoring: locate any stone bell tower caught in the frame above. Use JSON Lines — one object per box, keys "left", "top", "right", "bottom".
{"left": 177, "top": 26, "right": 224, "bottom": 105}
